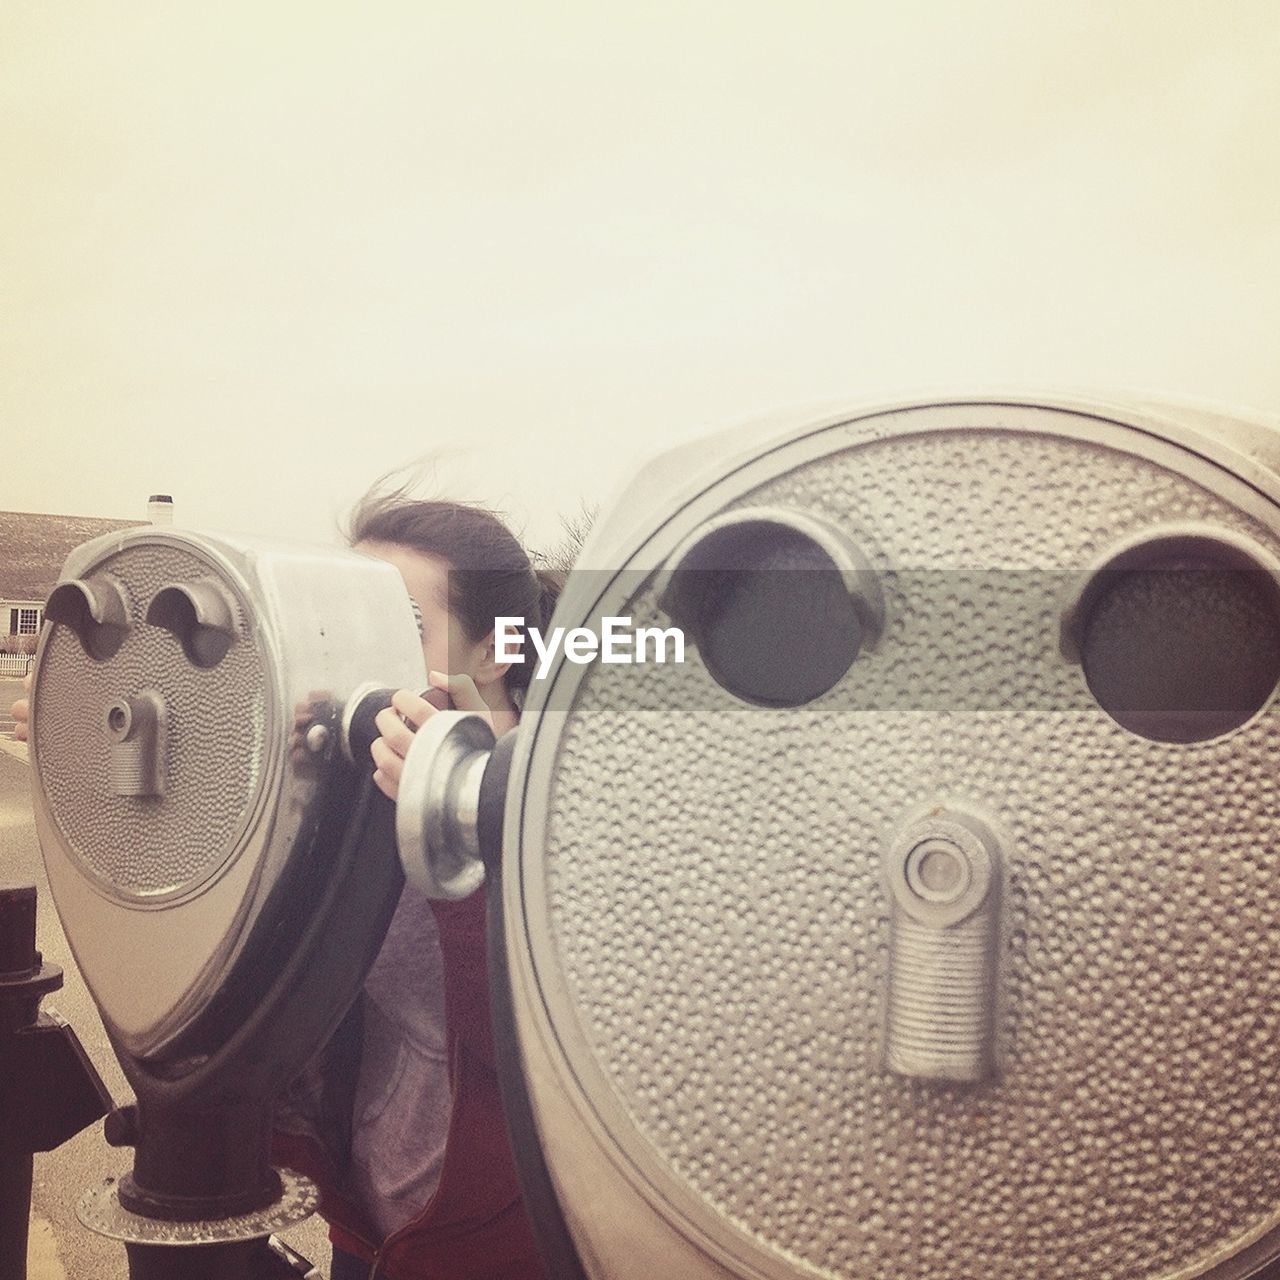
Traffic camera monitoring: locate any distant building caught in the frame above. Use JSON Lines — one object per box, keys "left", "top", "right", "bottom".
{"left": 0, "top": 511, "right": 143, "bottom": 641}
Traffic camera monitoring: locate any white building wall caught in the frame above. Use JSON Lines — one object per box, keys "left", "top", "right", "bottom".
{"left": 0, "top": 600, "right": 45, "bottom": 636}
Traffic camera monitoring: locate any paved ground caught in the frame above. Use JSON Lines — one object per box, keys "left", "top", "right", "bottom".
{"left": 2, "top": 716, "right": 331, "bottom": 1277}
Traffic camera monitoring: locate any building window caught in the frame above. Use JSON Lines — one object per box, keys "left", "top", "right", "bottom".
{"left": 17, "top": 609, "right": 40, "bottom": 635}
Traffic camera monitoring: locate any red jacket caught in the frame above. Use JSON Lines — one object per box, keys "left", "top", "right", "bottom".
{"left": 274, "top": 890, "right": 546, "bottom": 1280}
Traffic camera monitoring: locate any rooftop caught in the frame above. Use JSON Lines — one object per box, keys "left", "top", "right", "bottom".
{"left": 0, "top": 511, "right": 144, "bottom": 602}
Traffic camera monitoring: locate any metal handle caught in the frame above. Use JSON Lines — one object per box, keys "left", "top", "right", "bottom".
{"left": 395, "top": 711, "right": 496, "bottom": 900}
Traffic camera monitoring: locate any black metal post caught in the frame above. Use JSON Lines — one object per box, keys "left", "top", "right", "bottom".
{"left": 0, "top": 1137, "right": 33, "bottom": 1280}
{"left": 0, "top": 884, "right": 65, "bottom": 1280}
{"left": 0, "top": 883, "right": 114, "bottom": 1280}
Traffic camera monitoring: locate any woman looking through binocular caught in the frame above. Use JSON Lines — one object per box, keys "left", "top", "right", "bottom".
{"left": 277, "top": 492, "right": 562, "bottom": 1280}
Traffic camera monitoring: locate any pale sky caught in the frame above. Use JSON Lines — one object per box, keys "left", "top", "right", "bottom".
{"left": 3, "top": 2, "right": 1279, "bottom": 553}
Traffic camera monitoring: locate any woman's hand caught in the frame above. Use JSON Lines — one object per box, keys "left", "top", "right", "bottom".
{"left": 370, "top": 670, "right": 493, "bottom": 801}
{"left": 9, "top": 673, "right": 31, "bottom": 742}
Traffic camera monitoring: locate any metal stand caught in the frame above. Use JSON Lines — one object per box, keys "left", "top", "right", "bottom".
{"left": 81, "top": 1099, "right": 318, "bottom": 1280}
{"left": 0, "top": 883, "right": 316, "bottom": 1280}
{"left": 120, "top": 1235, "right": 320, "bottom": 1279}
{"left": 0, "top": 883, "right": 112, "bottom": 1280}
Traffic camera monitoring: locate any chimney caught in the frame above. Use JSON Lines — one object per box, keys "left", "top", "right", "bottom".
{"left": 148, "top": 495, "right": 174, "bottom": 526}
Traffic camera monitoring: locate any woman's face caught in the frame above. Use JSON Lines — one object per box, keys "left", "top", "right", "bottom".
{"left": 355, "top": 539, "right": 487, "bottom": 681}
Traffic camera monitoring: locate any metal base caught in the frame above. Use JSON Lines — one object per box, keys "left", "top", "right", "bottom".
{"left": 78, "top": 1170, "right": 317, "bottom": 1245}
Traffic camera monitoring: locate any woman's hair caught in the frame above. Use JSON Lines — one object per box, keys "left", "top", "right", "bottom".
{"left": 346, "top": 489, "right": 564, "bottom": 694}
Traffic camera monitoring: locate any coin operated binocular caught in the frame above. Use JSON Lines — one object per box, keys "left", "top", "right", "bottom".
{"left": 28, "top": 394, "right": 1280, "bottom": 1280}
{"left": 397, "top": 396, "right": 1280, "bottom": 1280}
{"left": 28, "top": 530, "right": 428, "bottom": 1278}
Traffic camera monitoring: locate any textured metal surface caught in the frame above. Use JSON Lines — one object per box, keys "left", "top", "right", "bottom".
{"left": 34, "top": 543, "right": 269, "bottom": 902}
{"left": 78, "top": 1170, "right": 317, "bottom": 1244}
{"left": 532, "top": 427, "right": 1280, "bottom": 1280}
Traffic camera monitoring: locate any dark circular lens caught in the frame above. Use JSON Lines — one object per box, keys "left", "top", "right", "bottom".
{"left": 1081, "top": 556, "right": 1280, "bottom": 742}
{"left": 663, "top": 519, "right": 863, "bottom": 707}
